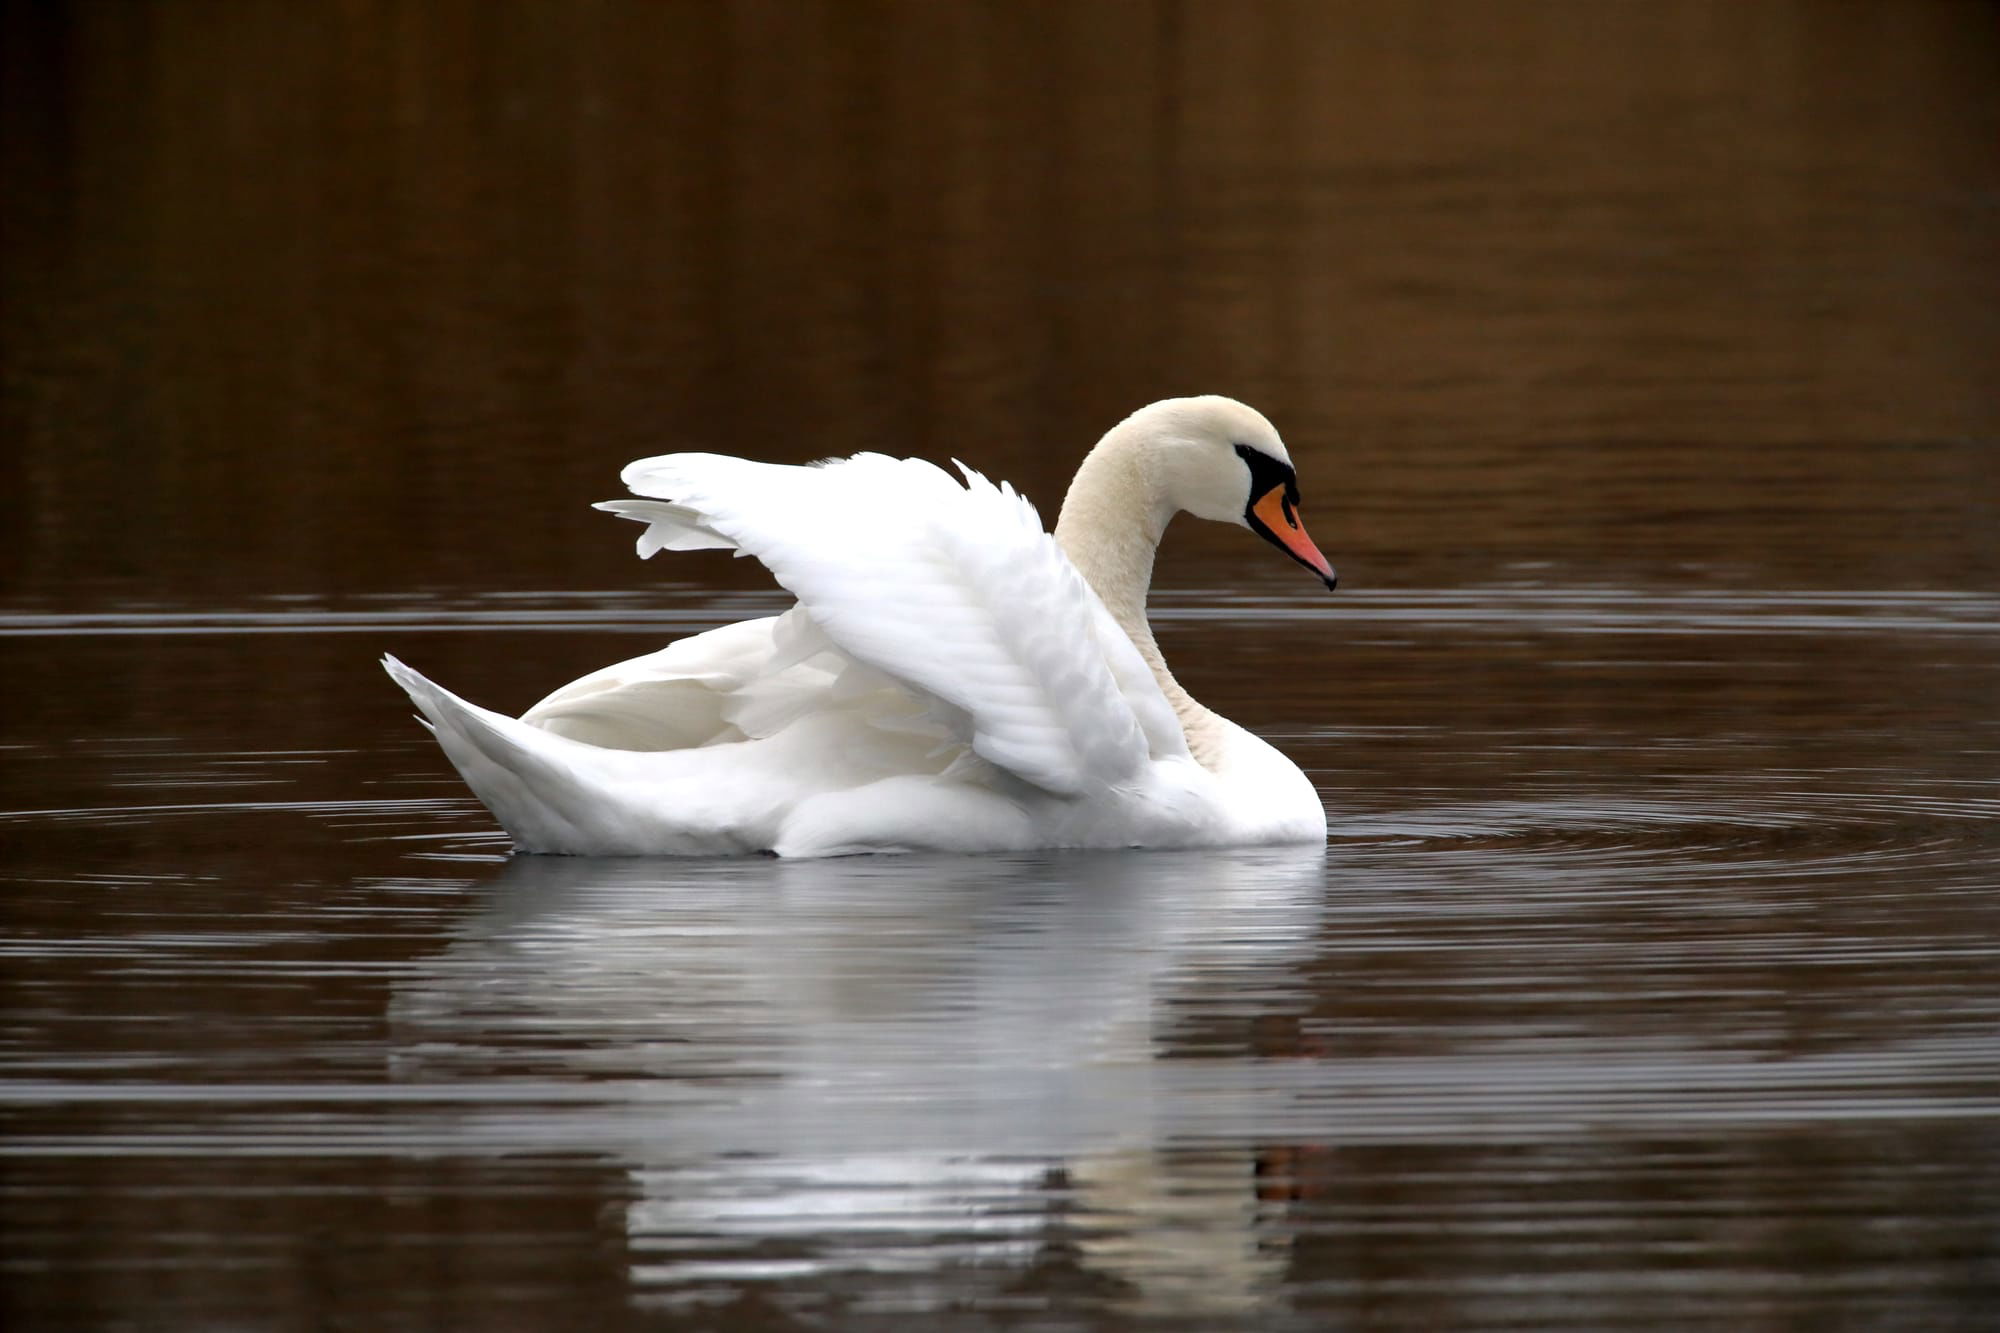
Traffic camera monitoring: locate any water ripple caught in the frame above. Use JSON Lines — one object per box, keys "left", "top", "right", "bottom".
{"left": 3, "top": 586, "right": 1994, "bottom": 636}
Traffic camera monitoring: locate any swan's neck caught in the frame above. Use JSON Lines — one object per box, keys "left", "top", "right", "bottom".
{"left": 1053, "top": 436, "right": 1228, "bottom": 767}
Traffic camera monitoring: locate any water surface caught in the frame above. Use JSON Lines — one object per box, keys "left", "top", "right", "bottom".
{"left": 5, "top": 584, "right": 1998, "bottom": 1327}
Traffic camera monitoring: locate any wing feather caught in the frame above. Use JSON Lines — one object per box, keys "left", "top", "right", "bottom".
{"left": 600, "top": 452, "right": 1186, "bottom": 795}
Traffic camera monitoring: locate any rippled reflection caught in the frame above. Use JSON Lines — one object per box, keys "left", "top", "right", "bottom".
{"left": 390, "top": 848, "right": 1322, "bottom": 1315}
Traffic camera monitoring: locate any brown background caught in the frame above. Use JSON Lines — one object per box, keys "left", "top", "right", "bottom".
{"left": 5, "top": 0, "right": 1996, "bottom": 601}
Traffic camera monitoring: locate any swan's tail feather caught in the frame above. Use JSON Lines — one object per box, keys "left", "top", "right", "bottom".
{"left": 381, "top": 655, "right": 619, "bottom": 853}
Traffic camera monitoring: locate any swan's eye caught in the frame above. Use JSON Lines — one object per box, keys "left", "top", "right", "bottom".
{"left": 1233, "top": 443, "right": 1297, "bottom": 512}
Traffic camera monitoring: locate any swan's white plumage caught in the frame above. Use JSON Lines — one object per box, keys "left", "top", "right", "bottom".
{"left": 607, "top": 452, "right": 1180, "bottom": 796}
{"left": 385, "top": 395, "right": 1332, "bottom": 856}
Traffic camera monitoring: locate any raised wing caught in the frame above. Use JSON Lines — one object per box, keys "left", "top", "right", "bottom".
{"left": 599, "top": 452, "right": 1186, "bottom": 795}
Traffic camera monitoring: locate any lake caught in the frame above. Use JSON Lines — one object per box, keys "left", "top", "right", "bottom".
{"left": 3, "top": 2, "right": 1998, "bottom": 1328}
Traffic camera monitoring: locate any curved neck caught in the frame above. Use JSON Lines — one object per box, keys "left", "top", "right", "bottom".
{"left": 1053, "top": 432, "right": 1226, "bottom": 764}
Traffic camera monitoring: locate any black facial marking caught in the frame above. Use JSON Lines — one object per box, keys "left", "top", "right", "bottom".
{"left": 1235, "top": 442, "right": 1300, "bottom": 520}
{"left": 1235, "top": 442, "right": 1298, "bottom": 507}
{"left": 1235, "top": 442, "right": 1335, "bottom": 588}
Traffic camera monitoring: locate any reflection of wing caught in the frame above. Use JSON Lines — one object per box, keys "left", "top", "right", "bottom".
{"left": 386, "top": 847, "right": 1327, "bottom": 1314}
{"left": 604, "top": 452, "right": 1187, "bottom": 795}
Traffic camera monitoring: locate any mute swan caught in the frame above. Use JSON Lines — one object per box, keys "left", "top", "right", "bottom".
{"left": 383, "top": 395, "right": 1336, "bottom": 856}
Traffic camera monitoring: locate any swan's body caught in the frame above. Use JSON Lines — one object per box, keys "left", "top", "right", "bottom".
{"left": 384, "top": 396, "right": 1337, "bottom": 857}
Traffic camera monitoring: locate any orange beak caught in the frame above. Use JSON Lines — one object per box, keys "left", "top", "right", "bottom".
{"left": 1252, "top": 486, "right": 1338, "bottom": 589}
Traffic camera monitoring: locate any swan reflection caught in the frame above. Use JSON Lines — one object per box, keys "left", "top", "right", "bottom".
{"left": 390, "top": 846, "right": 1326, "bottom": 1315}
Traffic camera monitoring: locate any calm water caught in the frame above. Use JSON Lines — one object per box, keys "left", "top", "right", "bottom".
{"left": 5, "top": 3, "right": 2000, "bottom": 1329}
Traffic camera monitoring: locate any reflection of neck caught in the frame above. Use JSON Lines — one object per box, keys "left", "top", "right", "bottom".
{"left": 1053, "top": 433, "right": 1226, "bottom": 766}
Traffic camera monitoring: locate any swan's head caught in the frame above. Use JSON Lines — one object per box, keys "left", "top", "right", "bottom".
{"left": 1129, "top": 396, "right": 1337, "bottom": 590}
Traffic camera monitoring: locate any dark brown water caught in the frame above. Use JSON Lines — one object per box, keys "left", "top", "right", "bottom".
{"left": 5, "top": 2, "right": 1999, "bottom": 1328}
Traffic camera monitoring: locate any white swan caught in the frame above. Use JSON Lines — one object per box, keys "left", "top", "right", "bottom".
{"left": 383, "top": 395, "right": 1337, "bottom": 856}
